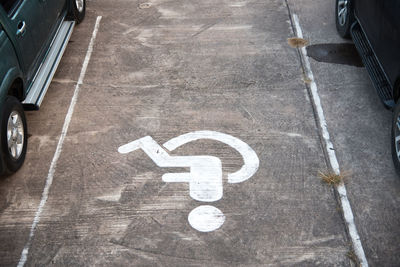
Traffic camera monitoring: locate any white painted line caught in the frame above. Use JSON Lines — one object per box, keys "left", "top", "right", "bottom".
{"left": 17, "top": 16, "right": 102, "bottom": 267}
{"left": 291, "top": 14, "right": 368, "bottom": 267}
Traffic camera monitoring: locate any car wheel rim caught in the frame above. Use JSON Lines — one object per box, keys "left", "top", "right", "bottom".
{"left": 337, "top": 0, "right": 348, "bottom": 26}
{"left": 7, "top": 111, "right": 24, "bottom": 160}
{"left": 75, "top": 0, "right": 84, "bottom": 12}
{"left": 395, "top": 115, "right": 400, "bottom": 162}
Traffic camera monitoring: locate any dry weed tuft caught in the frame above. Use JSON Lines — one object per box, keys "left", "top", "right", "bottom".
{"left": 346, "top": 250, "right": 359, "bottom": 266}
{"left": 318, "top": 171, "right": 346, "bottom": 185}
{"left": 302, "top": 74, "right": 312, "bottom": 84}
{"left": 287, "top": 37, "right": 309, "bottom": 48}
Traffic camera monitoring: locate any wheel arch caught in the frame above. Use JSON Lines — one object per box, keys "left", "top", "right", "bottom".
{"left": 0, "top": 68, "right": 24, "bottom": 102}
{"left": 7, "top": 78, "right": 23, "bottom": 101}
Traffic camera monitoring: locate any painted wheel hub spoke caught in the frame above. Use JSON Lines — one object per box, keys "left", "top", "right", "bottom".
{"left": 16, "top": 132, "right": 23, "bottom": 144}
{"left": 337, "top": 0, "right": 348, "bottom": 26}
{"left": 11, "top": 145, "right": 17, "bottom": 158}
{"left": 395, "top": 129, "right": 400, "bottom": 160}
{"left": 76, "top": 0, "right": 84, "bottom": 12}
{"left": 397, "top": 117, "right": 400, "bottom": 131}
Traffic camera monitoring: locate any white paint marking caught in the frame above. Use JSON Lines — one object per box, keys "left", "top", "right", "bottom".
{"left": 163, "top": 130, "right": 259, "bottom": 183}
{"left": 17, "top": 16, "right": 102, "bottom": 267}
{"left": 212, "top": 25, "right": 253, "bottom": 31}
{"left": 292, "top": 14, "right": 368, "bottom": 267}
{"left": 119, "top": 136, "right": 223, "bottom": 202}
{"left": 188, "top": 205, "right": 225, "bottom": 232}
{"left": 119, "top": 131, "right": 259, "bottom": 232}
{"left": 229, "top": 2, "right": 247, "bottom": 8}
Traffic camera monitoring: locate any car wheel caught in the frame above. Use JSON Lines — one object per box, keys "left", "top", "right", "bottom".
{"left": 68, "top": 0, "right": 86, "bottom": 24}
{"left": 0, "top": 96, "right": 27, "bottom": 174}
{"left": 335, "top": 0, "right": 354, "bottom": 39}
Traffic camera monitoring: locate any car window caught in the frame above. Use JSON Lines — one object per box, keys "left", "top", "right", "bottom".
{"left": 0, "top": 0, "right": 21, "bottom": 15}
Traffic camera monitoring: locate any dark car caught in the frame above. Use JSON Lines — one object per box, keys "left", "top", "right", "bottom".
{"left": 0, "top": 0, "right": 86, "bottom": 175}
{"left": 335, "top": 0, "right": 400, "bottom": 173}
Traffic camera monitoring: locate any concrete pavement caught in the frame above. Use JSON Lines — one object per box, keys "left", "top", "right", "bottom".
{"left": 0, "top": 0, "right": 398, "bottom": 266}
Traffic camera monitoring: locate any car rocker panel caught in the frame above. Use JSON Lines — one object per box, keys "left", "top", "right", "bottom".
{"left": 23, "top": 20, "right": 75, "bottom": 110}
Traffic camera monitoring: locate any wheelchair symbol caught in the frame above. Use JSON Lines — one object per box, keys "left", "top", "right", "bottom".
{"left": 119, "top": 131, "right": 259, "bottom": 232}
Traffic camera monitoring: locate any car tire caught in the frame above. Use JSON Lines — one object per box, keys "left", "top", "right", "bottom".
{"left": 0, "top": 96, "right": 27, "bottom": 174}
{"left": 335, "top": 0, "right": 354, "bottom": 39}
{"left": 67, "top": 0, "right": 86, "bottom": 24}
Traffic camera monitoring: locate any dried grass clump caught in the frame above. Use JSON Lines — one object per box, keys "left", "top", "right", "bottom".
{"left": 302, "top": 74, "right": 312, "bottom": 84}
{"left": 287, "top": 37, "right": 309, "bottom": 48}
{"left": 318, "top": 171, "right": 346, "bottom": 185}
{"left": 346, "top": 250, "right": 359, "bottom": 265}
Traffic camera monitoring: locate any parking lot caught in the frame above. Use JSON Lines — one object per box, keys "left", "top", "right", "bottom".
{"left": 0, "top": 0, "right": 399, "bottom": 266}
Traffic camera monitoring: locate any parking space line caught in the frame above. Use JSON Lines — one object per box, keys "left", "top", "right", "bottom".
{"left": 289, "top": 12, "right": 368, "bottom": 267}
{"left": 17, "top": 16, "right": 102, "bottom": 267}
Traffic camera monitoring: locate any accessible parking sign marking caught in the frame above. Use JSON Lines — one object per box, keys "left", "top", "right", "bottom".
{"left": 118, "top": 130, "right": 259, "bottom": 232}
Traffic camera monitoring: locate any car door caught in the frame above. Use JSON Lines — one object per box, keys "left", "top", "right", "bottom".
{"left": 40, "top": 0, "right": 66, "bottom": 46}
{"left": 376, "top": 0, "right": 400, "bottom": 87}
{"left": 0, "top": 0, "right": 46, "bottom": 81}
{"left": 354, "top": 0, "right": 380, "bottom": 44}
{"left": 355, "top": 0, "right": 400, "bottom": 87}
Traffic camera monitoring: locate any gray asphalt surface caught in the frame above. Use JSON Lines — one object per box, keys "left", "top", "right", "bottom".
{"left": 0, "top": 0, "right": 398, "bottom": 266}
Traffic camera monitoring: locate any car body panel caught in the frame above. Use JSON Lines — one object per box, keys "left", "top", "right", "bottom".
{"left": 38, "top": 1, "right": 68, "bottom": 74}
{"left": 0, "top": 27, "right": 22, "bottom": 101}
{"left": 42, "top": 0, "right": 67, "bottom": 37}
{"left": 0, "top": 0, "right": 69, "bottom": 95}
{"left": 0, "top": 1, "right": 46, "bottom": 80}
{"left": 354, "top": 0, "right": 400, "bottom": 92}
